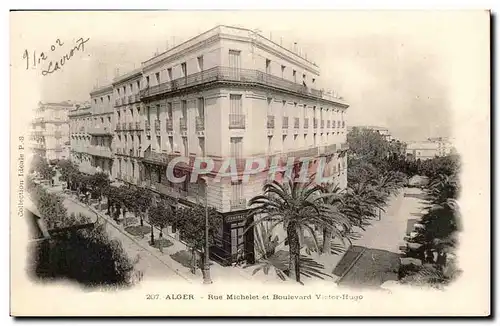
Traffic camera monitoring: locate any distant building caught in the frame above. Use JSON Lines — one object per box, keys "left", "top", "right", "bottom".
{"left": 29, "top": 101, "right": 73, "bottom": 163}
{"left": 348, "top": 125, "right": 393, "bottom": 141}
{"left": 406, "top": 137, "right": 455, "bottom": 160}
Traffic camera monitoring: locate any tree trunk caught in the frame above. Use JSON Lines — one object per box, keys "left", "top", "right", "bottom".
{"left": 150, "top": 225, "right": 155, "bottom": 245}
{"left": 140, "top": 214, "right": 144, "bottom": 227}
{"left": 190, "top": 248, "right": 197, "bottom": 274}
{"left": 322, "top": 227, "right": 332, "bottom": 255}
{"left": 159, "top": 228, "right": 163, "bottom": 238}
{"left": 107, "top": 199, "right": 111, "bottom": 216}
{"left": 287, "top": 223, "right": 301, "bottom": 283}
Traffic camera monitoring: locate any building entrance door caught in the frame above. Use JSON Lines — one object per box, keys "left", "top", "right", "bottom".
{"left": 231, "top": 221, "right": 246, "bottom": 263}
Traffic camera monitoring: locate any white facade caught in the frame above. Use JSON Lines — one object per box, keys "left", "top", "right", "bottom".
{"left": 30, "top": 102, "right": 72, "bottom": 162}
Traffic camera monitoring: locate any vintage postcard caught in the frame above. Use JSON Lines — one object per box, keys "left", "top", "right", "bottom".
{"left": 9, "top": 10, "right": 490, "bottom": 317}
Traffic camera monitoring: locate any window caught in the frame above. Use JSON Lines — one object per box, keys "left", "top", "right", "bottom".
{"left": 156, "top": 105, "right": 160, "bottom": 120}
{"left": 312, "top": 78, "right": 316, "bottom": 84}
{"left": 197, "top": 97, "right": 204, "bottom": 117}
{"left": 197, "top": 56, "right": 204, "bottom": 71}
{"left": 167, "top": 68, "right": 172, "bottom": 81}
{"left": 146, "top": 106, "right": 150, "bottom": 122}
{"left": 181, "top": 100, "right": 187, "bottom": 118}
{"left": 100, "top": 117, "right": 104, "bottom": 124}
{"left": 167, "top": 103, "right": 173, "bottom": 119}
{"left": 123, "top": 86, "right": 126, "bottom": 95}
{"left": 282, "top": 100, "right": 287, "bottom": 117}
{"left": 181, "top": 62, "right": 187, "bottom": 77}
{"left": 131, "top": 162, "right": 135, "bottom": 178}
{"left": 281, "top": 65, "right": 286, "bottom": 78}
{"left": 145, "top": 76, "right": 150, "bottom": 87}
{"left": 199, "top": 138, "right": 205, "bottom": 156}
{"left": 136, "top": 81, "right": 140, "bottom": 92}
{"left": 117, "top": 89, "right": 120, "bottom": 96}
{"left": 168, "top": 136, "right": 174, "bottom": 151}
{"left": 293, "top": 70, "right": 297, "bottom": 83}
{"left": 130, "top": 108, "right": 133, "bottom": 118}
{"left": 156, "top": 136, "right": 161, "bottom": 151}
{"left": 230, "top": 137, "right": 243, "bottom": 158}
{"left": 267, "top": 98, "right": 273, "bottom": 115}
{"left": 155, "top": 72, "right": 160, "bottom": 85}
{"left": 267, "top": 136, "right": 272, "bottom": 153}
{"left": 231, "top": 180, "right": 243, "bottom": 203}
{"left": 266, "top": 59, "right": 271, "bottom": 74}
{"left": 182, "top": 137, "right": 188, "bottom": 156}
{"left": 100, "top": 97, "right": 103, "bottom": 103}
{"left": 107, "top": 95, "right": 111, "bottom": 102}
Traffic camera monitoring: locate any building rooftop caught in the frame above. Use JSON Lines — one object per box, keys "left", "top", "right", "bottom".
{"left": 143, "top": 25, "right": 319, "bottom": 69}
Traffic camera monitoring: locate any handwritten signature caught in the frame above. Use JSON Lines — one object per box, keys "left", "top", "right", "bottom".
{"left": 22, "top": 37, "right": 90, "bottom": 76}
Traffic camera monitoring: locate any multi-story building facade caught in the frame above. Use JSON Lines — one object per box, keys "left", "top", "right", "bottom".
{"left": 69, "top": 25, "right": 349, "bottom": 265}
{"left": 69, "top": 102, "right": 94, "bottom": 174}
{"left": 87, "top": 85, "right": 115, "bottom": 176}
{"left": 30, "top": 101, "right": 72, "bottom": 163}
{"left": 134, "top": 25, "right": 349, "bottom": 265}
{"left": 406, "top": 137, "right": 456, "bottom": 160}
{"left": 112, "top": 68, "right": 143, "bottom": 183}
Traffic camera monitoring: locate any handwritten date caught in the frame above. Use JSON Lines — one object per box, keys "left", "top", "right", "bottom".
{"left": 22, "top": 37, "right": 90, "bottom": 76}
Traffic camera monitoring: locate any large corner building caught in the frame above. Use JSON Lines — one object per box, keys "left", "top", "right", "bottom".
{"left": 69, "top": 25, "right": 349, "bottom": 265}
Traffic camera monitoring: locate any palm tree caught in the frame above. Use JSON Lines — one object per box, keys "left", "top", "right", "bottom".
{"left": 318, "top": 183, "right": 351, "bottom": 256}
{"left": 247, "top": 178, "right": 343, "bottom": 283}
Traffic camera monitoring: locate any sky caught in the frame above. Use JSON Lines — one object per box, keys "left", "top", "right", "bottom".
{"left": 11, "top": 10, "right": 488, "bottom": 142}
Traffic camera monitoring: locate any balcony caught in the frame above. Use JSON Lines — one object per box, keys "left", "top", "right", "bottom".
{"left": 121, "top": 122, "right": 127, "bottom": 130}
{"left": 304, "top": 118, "right": 309, "bottom": 129}
{"left": 88, "top": 126, "right": 113, "bottom": 136}
{"left": 115, "top": 98, "right": 122, "bottom": 107}
{"left": 313, "top": 118, "right": 318, "bottom": 129}
{"left": 54, "top": 131, "right": 62, "bottom": 138}
{"left": 129, "top": 122, "right": 134, "bottom": 130}
{"left": 116, "top": 148, "right": 123, "bottom": 155}
{"left": 128, "top": 95, "right": 133, "bottom": 104}
{"left": 139, "top": 66, "right": 345, "bottom": 106}
{"left": 142, "top": 150, "right": 179, "bottom": 166}
{"left": 180, "top": 117, "right": 187, "bottom": 130}
{"left": 145, "top": 121, "right": 151, "bottom": 131}
{"left": 327, "top": 120, "right": 331, "bottom": 128}
{"left": 294, "top": 118, "right": 300, "bottom": 129}
{"left": 87, "top": 146, "right": 114, "bottom": 158}
{"left": 321, "top": 120, "right": 325, "bottom": 129}
{"left": 282, "top": 117, "right": 289, "bottom": 129}
{"left": 154, "top": 119, "right": 161, "bottom": 132}
{"left": 136, "top": 121, "right": 143, "bottom": 130}
{"left": 115, "top": 124, "right": 121, "bottom": 131}
{"left": 123, "top": 96, "right": 129, "bottom": 105}
{"left": 166, "top": 119, "right": 173, "bottom": 131}
{"left": 195, "top": 117, "right": 205, "bottom": 131}
{"left": 267, "top": 115, "right": 275, "bottom": 129}
{"left": 229, "top": 114, "right": 245, "bottom": 129}
{"left": 230, "top": 199, "right": 247, "bottom": 211}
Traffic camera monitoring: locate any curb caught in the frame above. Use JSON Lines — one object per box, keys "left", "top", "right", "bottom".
{"left": 64, "top": 196, "right": 194, "bottom": 284}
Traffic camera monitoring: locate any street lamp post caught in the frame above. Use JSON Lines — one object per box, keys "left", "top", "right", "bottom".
{"left": 201, "top": 177, "right": 212, "bottom": 284}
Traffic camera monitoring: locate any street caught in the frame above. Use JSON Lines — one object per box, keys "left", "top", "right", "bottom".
{"left": 335, "top": 187, "right": 426, "bottom": 288}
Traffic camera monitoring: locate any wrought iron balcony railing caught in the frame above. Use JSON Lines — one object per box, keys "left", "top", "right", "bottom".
{"left": 230, "top": 199, "right": 247, "bottom": 211}
{"left": 166, "top": 119, "right": 173, "bottom": 131}
{"left": 136, "top": 121, "right": 142, "bottom": 130}
{"left": 145, "top": 120, "right": 151, "bottom": 131}
{"left": 321, "top": 120, "right": 325, "bottom": 128}
{"left": 327, "top": 120, "right": 331, "bottom": 128}
{"left": 304, "top": 118, "right": 309, "bottom": 129}
{"left": 313, "top": 118, "right": 318, "bottom": 129}
{"left": 282, "top": 117, "right": 289, "bottom": 129}
{"left": 128, "top": 122, "right": 133, "bottom": 130}
{"left": 123, "top": 97, "right": 128, "bottom": 105}
{"left": 294, "top": 118, "right": 300, "bottom": 129}
{"left": 195, "top": 117, "right": 205, "bottom": 131}
{"left": 229, "top": 114, "right": 245, "bottom": 129}
{"left": 88, "top": 126, "right": 113, "bottom": 136}
{"left": 154, "top": 119, "right": 161, "bottom": 132}
{"left": 139, "top": 66, "right": 344, "bottom": 105}
{"left": 121, "top": 122, "right": 127, "bottom": 130}
{"left": 267, "top": 115, "right": 275, "bottom": 129}
{"left": 115, "top": 124, "right": 121, "bottom": 131}
{"left": 179, "top": 117, "right": 187, "bottom": 130}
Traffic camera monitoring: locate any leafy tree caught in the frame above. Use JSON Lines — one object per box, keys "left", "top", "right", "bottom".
{"left": 149, "top": 202, "right": 173, "bottom": 240}
{"left": 87, "top": 172, "right": 110, "bottom": 210}
{"left": 176, "top": 204, "right": 223, "bottom": 276}
{"left": 30, "top": 154, "right": 55, "bottom": 181}
{"left": 56, "top": 159, "right": 79, "bottom": 189}
{"left": 131, "top": 187, "right": 152, "bottom": 227}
